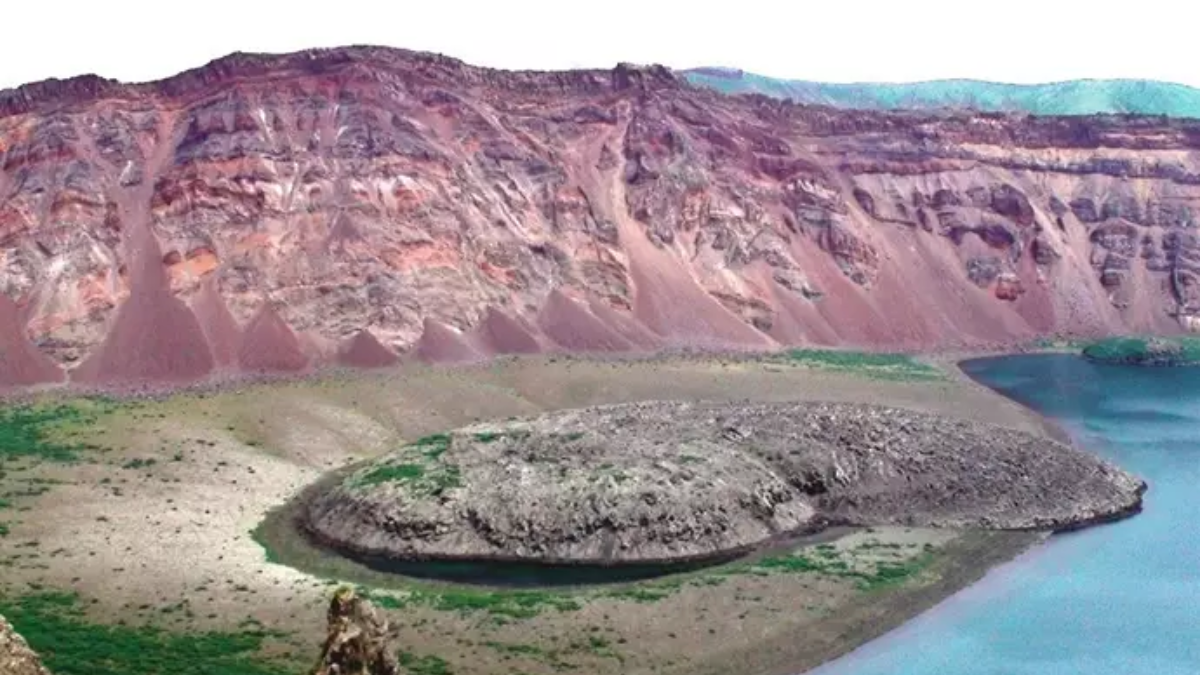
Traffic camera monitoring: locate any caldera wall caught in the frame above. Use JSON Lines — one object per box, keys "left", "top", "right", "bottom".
{"left": 0, "top": 46, "right": 1197, "bottom": 375}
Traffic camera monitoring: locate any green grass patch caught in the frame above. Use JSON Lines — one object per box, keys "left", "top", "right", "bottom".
{"left": 411, "top": 433, "right": 452, "bottom": 458}
{"left": 602, "top": 578, "right": 684, "bottom": 604}
{"left": 735, "top": 545, "right": 935, "bottom": 591}
{"left": 471, "top": 429, "right": 533, "bottom": 444}
{"left": 396, "top": 650, "right": 454, "bottom": 675}
{"left": 0, "top": 399, "right": 118, "bottom": 465}
{"left": 0, "top": 522, "right": 9, "bottom": 537}
{"left": 0, "top": 591, "right": 294, "bottom": 675}
{"left": 359, "top": 584, "right": 581, "bottom": 620}
{"left": 428, "top": 588, "right": 581, "bottom": 618}
{"left": 348, "top": 433, "right": 462, "bottom": 496}
{"left": 249, "top": 523, "right": 283, "bottom": 566}
{"left": 356, "top": 463, "right": 426, "bottom": 486}
{"left": 777, "top": 349, "right": 942, "bottom": 381}
{"left": 484, "top": 641, "right": 546, "bottom": 657}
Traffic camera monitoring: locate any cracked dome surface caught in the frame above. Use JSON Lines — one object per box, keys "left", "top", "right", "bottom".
{"left": 303, "top": 400, "right": 1144, "bottom": 565}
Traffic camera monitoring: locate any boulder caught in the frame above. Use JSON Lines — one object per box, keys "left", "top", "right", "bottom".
{"left": 310, "top": 588, "right": 398, "bottom": 675}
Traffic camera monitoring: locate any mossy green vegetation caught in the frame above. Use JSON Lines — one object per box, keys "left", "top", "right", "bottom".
{"left": 746, "top": 545, "right": 934, "bottom": 591}
{"left": 777, "top": 349, "right": 943, "bottom": 381}
{"left": 351, "top": 433, "right": 463, "bottom": 495}
{"left": 1082, "top": 336, "right": 1200, "bottom": 366}
{"left": 358, "top": 585, "right": 582, "bottom": 620}
{"left": 0, "top": 398, "right": 119, "bottom": 465}
{"left": 0, "top": 591, "right": 294, "bottom": 675}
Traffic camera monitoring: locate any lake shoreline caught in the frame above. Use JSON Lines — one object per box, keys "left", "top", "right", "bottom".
{"left": 742, "top": 352, "right": 1144, "bottom": 675}
{"left": 0, "top": 351, "right": 1144, "bottom": 675}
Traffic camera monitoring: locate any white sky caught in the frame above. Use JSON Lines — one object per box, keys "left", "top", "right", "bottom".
{"left": 5, "top": 0, "right": 1196, "bottom": 89}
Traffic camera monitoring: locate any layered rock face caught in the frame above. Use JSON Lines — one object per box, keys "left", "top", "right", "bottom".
{"left": 2, "top": 46, "right": 1200, "bottom": 385}
{"left": 304, "top": 401, "right": 1145, "bottom": 565}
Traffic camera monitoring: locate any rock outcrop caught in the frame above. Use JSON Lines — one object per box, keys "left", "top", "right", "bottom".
{"left": 0, "top": 615, "right": 50, "bottom": 675}
{"left": 310, "top": 587, "right": 399, "bottom": 675}
{"left": 304, "top": 401, "right": 1145, "bottom": 566}
{"left": 3, "top": 46, "right": 1200, "bottom": 386}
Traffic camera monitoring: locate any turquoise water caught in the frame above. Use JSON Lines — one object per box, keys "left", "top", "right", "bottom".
{"left": 808, "top": 355, "right": 1199, "bottom": 675}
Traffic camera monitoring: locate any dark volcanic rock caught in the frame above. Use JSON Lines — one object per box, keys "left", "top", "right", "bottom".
{"left": 966, "top": 257, "right": 1003, "bottom": 287}
{"left": 990, "top": 183, "right": 1035, "bottom": 226}
{"left": 304, "top": 401, "right": 1145, "bottom": 566}
{"left": 1070, "top": 197, "right": 1101, "bottom": 223}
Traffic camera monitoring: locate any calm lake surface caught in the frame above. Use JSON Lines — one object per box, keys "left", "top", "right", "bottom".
{"left": 807, "top": 355, "right": 1199, "bottom": 675}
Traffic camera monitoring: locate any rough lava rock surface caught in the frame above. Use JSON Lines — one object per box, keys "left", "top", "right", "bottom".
{"left": 304, "top": 401, "right": 1145, "bottom": 565}
{"left": 310, "top": 587, "right": 399, "bottom": 675}
{"left": 0, "top": 615, "right": 50, "bottom": 675}
{"left": 2, "top": 46, "right": 1200, "bottom": 387}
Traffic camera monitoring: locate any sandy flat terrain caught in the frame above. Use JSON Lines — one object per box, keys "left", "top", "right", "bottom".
{"left": 0, "top": 354, "right": 1052, "bottom": 674}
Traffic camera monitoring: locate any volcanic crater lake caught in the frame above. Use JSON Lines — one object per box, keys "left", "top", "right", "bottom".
{"left": 808, "top": 354, "right": 1199, "bottom": 675}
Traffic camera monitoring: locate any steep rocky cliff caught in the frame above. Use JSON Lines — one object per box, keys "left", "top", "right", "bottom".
{"left": 1, "top": 46, "right": 1198, "bottom": 386}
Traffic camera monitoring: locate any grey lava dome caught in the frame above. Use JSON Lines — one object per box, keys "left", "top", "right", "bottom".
{"left": 303, "top": 401, "right": 1146, "bottom": 566}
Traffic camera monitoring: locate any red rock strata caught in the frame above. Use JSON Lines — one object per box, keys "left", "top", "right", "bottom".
{"left": 72, "top": 231, "right": 214, "bottom": 384}
{"left": 0, "top": 294, "right": 64, "bottom": 387}
{"left": 0, "top": 46, "right": 1198, "bottom": 387}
